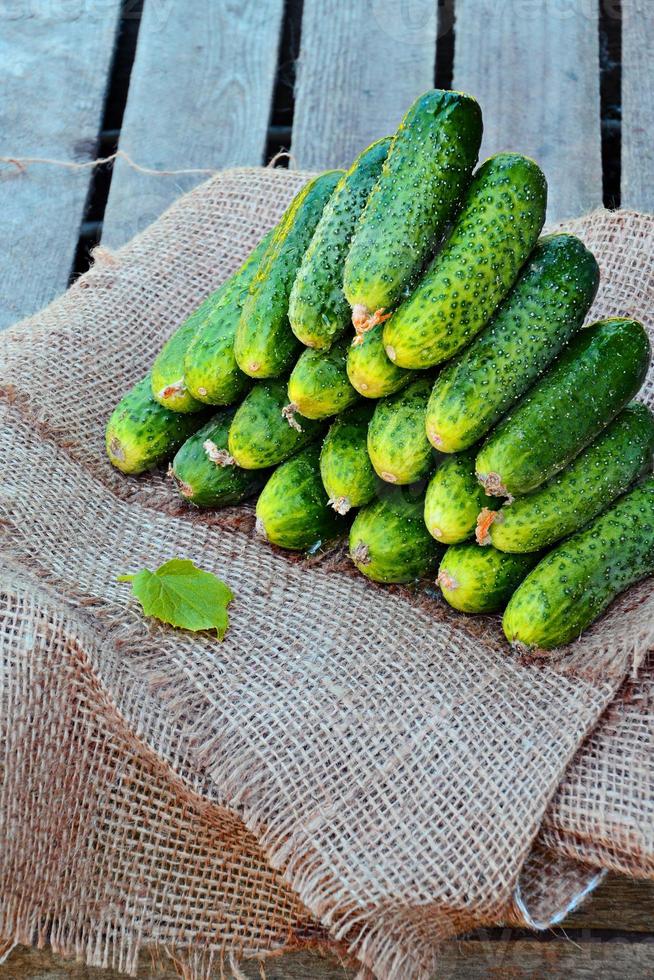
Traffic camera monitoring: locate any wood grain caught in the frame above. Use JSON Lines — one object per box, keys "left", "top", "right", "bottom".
{"left": 290, "top": 0, "right": 437, "bottom": 170}
{"left": 621, "top": 0, "right": 654, "bottom": 210}
{"left": 101, "top": 0, "right": 284, "bottom": 248}
{"left": 0, "top": 0, "right": 121, "bottom": 329}
{"left": 452, "top": 0, "right": 603, "bottom": 222}
{"left": 5, "top": 877, "right": 653, "bottom": 978}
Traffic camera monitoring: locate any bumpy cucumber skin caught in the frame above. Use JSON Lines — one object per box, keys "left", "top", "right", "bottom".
{"left": 476, "top": 318, "right": 652, "bottom": 498}
{"left": 151, "top": 317, "right": 206, "bottom": 413}
{"left": 319, "top": 403, "right": 378, "bottom": 514}
{"left": 383, "top": 153, "right": 548, "bottom": 369}
{"left": 286, "top": 337, "right": 360, "bottom": 420}
{"left": 255, "top": 445, "right": 346, "bottom": 550}
{"left": 234, "top": 171, "right": 343, "bottom": 379}
{"left": 289, "top": 138, "right": 391, "bottom": 349}
{"left": 170, "top": 411, "right": 268, "bottom": 508}
{"left": 367, "top": 377, "right": 437, "bottom": 485}
{"left": 346, "top": 322, "right": 413, "bottom": 398}
{"left": 503, "top": 476, "right": 654, "bottom": 650}
{"left": 183, "top": 230, "right": 274, "bottom": 406}
{"left": 486, "top": 403, "right": 654, "bottom": 553}
{"left": 424, "top": 449, "right": 501, "bottom": 544}
{"left": 438, "top": 543, "right": 539, "bottom": 614}
{"left": 425, "top": 234, "right": 599, "bottom": 453}
{"left": 343, "top": 90, "right": 482, "bottom": 316}
{"left": 349, "top": 489, "right": 444, "bottom": 583}
{"left": 106, "top": 375, "right": 208, "bottom": 474}
{"left": 227, "top": 381, "right": 323, "bottom": 469}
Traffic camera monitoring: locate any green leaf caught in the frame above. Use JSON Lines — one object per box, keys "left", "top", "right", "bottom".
{"left": 118, "top": 558, "right": 233, "bottom": 639}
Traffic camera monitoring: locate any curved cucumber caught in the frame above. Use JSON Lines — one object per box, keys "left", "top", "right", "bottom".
{"left": 346, "top": 322, "right": 413, "bottom": 398}
{"left": 425, "top": 234, "right": 599, "bottom": 452}
{"left": 367, "top": 376, "right": 437, "bottom": 484}
{"left": 151, "top": 317, "right": 206, "bottom": 413}
{"left": 183, "top": 230, "right": 274, "bottom": 406}
{"left": 286, "top": 337, "right": 359, "bottom": 420}
{"left": 438, "top": 543, "right": 539, "bottom": 614}
{"left": 106, "top": 375, "right": 209, "bottom": 474}
{"left": 169, "top": 411, "right": 268, "bottom": 508}
{"left": 383, "top": 153, "right": 547, "bottom": 369}
{"left": 234, "top": 171, "right": 342, "bottom": 379}
{"left": 255, "top": 444, "right": 346, "bottom": 550}
{"left": 503, "top": 476, "right": 654, "bottom": 650}
{"left": 479, "top": 403, "right": 654, "bottom": 552}
{"left": 343, "top": 90, "right": 482, "bottom": 327}
{"left": 349, "top": 489, "right": 443, "bottom": 583}
{"left": 476, "top": 318, "right": 651, "bottom": 498}
{"left": 424, "top": 450, "right": 501, "bottom": 544}
{"left": 319, "top": 403, "right": 378, "bottom": 515}
{"left": 227, "top": 381, "right": 323, "bottom": 469}
{"left": 288, "top": 138, "right": 391, "bottom": 349}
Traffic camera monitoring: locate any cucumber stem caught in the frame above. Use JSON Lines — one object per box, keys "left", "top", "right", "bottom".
{"left": 477, "top": 470, "right": 513, "bottom": 502}
{"left": 352, "top": 541, "right": 371, "bottom": 565}
{"left": 351, "top": 304, "right": 392, "bottom": 339}
{"left": 203, "top": 440, "right": 235, "bottom": 467}
{"left": 475, "top": 507, "right": 500, "bottom": 546}
{"left": 328, "top": 496, "right": 352, "bottom": 515}
{"left": 282, "top": 402, "right": 303, "bottom": 432}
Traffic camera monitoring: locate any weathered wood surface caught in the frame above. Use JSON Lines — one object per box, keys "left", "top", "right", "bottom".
{"left": 101, "top": 0, "right": 284, "bottom": 248}
{"left": 452, "top": 0, "right": 603, "bottom": 222}
{"left": 5, "top": 877, "right": 654, "bottom": 978}
{"left": 0, "top": 0, "right": 121, "bottom": 330}
{"left": 291, "top": 0, "right": 438, "bottom": 170}
{"left": 621, "top": 0, "right": 654, "bottom": 211}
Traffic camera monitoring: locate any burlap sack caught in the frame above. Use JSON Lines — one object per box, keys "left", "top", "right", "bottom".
{"left": 0, "top": 168, "right": 653, "bottom": 980}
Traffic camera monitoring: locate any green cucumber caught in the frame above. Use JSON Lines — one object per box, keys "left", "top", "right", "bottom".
{"left": 288, "top": 138, "right": 391, "bottom": 349}
{"left": 479, "top": 403, "right": 654, "bottom": 553}
{"left": 349, "top": 488, "right": 443, "bottom": 583}
{"left": 183, "top": 230, "right": 274, "bottom": 405}
{"left": 151, "top": 317, "right": 206, "bottom": 413}
{"left": 227, "top": 381, "right": 323, "bottom": 469}
{"left": 169, "top": 411, "right": 268, "bottom": 508}
{"left": 476, "top": 318, "right": 651, "bottom": 499}
{"left": 383, "top": 153, "right": 547, "bottom": 369}
{"left": 425, "top": 234, "right": 600, "bottom": 453}
{"left": 424, "top": 450, "right": 501, "bottom": 544}
{"left": 234, "top": 171, "right": 342, "bottom": 379}
{"left": 255, "top": 444, "right": 346, "bottom": 550}
{"left": 503, "top": 476, "right": 654, "bottom": 650}
{"left": 346, "top": 322, "right": 413, "bottom": 398}
{"left": 106, "top": 375, "right": 209, "bottom": 474}
{"left": 344, "top": 90, "right": 482, "bottom": 329}
{"left": 286, "top": 337, "right": 359, "bottom": 421}
{"left": 319, "top": 403, "right": 378, "bottom": 515}
{"left": 367, "top": 376, "right": 437, "bottom": 484}
{"left": 438, "top": 543, "right": 539, "bottom": 614}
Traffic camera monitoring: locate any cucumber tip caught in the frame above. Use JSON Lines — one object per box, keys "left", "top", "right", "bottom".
{"left": 281, "top": 402, "right": 303, "bottom": 432}
{"left": 385, "top": 345, "right": 397, "bottom": 362}
{"left": 380, "top": 471, "right": 397, "bottom": 483}
{"left": 255, "top": 517, "right": 267, "bottom": 540}
{"left": 351, "top": 541, "right": 371, "bottom": 566}
{"left": 477, "top": 470, "right": 510, "bottom": 499}
{"left": 437, "top": 569, "right": 458, "bottom": 592}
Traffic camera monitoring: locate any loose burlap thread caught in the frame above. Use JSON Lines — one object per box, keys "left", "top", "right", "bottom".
{"left": 0, "top": 168, "right": 653, "bottom": 980}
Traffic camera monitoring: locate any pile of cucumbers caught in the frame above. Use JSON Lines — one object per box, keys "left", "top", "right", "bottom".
{"left": 105, "top": 89, "right": 654, "bottom": 652}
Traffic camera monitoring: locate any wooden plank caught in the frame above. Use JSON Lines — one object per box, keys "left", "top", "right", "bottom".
{"left": 5, "top": 877, "right": 654, "bottom": 978}
{"left": 101, "top": 0, "right": 284, "bottom": 249}
{"left": 564, "top": 875, "right": 654, "bottom": 932}
{"left": 291, "top": 0, "right": 437, "bottom": 170}
{"left": 0, "top": 0, "right": 121, "bottom": 329}
{"left": 621, "top": 0, "right": 654, "bottom": 210}
{"left": 453, "top": 0, "right": 603, "bottom": 221}
{"left": 7, "top": 934, "right": 654, "bottom": 980}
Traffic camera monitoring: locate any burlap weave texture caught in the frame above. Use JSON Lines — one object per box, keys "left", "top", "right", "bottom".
{"left": 0, "top": 168, "right": 653, "bottom": 979}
